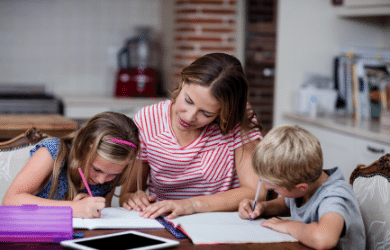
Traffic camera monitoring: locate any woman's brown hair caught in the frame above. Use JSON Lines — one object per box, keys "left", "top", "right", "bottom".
{"left": 171, "top": 53, "right": 262, "bottom": 135}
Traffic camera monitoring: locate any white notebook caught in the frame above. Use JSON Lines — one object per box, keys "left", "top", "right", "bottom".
{"left": 168, "top": 212, "right": 297, "bottom": 245}
{"left": 73, "top": 207, "right": 164, "bottom": 229}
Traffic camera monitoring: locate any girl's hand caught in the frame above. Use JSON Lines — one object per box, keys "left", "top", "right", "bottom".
{"left": 122, "top": 190, "right": 156, "bottom": 212}
{"left": 140, "top": 199, "right": 197, "bottom": 220}
{"left": 72, "top": 193, "right": 106, "bottom": 218}
{"left": 238, "top": 198, "right": 264, "bottom": 220}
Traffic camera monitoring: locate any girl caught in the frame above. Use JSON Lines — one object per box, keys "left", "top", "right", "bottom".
{"left": 120, "top": 53, "right": 267, "bottom": 219}
{"left": 3, "top": 112, "right": 139, "bottom": 218}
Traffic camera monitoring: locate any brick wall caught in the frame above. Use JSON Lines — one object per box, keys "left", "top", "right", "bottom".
{"left": 171, "top": 0, "right": 238, "bottom": 87}
{"left": 245, "top": 0, "right": 277, "bottom": 134}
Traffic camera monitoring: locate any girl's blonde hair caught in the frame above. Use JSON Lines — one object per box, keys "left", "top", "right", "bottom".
{"left": 252, "top": 124, "right": 323, "bottom": 191}
{"left": 171, "top": 53, "right": 262, "bottom": 136}
{"left": 49, "top": 112, "right": 139, "bottom": 200}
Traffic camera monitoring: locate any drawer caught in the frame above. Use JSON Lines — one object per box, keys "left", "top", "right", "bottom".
{"left": 354, "top": 137, "right": 390, "bottom": 167}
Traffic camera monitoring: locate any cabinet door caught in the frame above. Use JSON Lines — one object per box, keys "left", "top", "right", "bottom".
{"left": 286, "top": 122, "right": 356, "bottom": 180}
{"left": 354, "top": 137, "right": 390, "bottom": 167}
{"left": 300, "top": 124, "right": 357, "bottom": 180}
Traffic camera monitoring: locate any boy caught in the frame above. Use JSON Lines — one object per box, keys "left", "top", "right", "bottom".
{"left": 239, "top": 124, "right": 365, "bottom": 250}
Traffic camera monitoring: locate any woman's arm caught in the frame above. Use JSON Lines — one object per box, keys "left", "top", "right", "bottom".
{"left": 189, "top": 139, "right": 266, "bottom": 213}
{"left": 139, "top": 139, "right": 267, "bottom": 219}
{"left": 120, "top": 160, "right": 155, "bottom": 211}
{"left": 2, "top": 147, "right": 105, "bottom": 218}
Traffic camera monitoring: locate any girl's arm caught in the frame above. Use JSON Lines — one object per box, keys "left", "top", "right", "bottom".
{"left": 2, "top": 147, "right": 105, "bottom": 218}
{"left": 2, "top": 147, "right": 60, "bottom": 206}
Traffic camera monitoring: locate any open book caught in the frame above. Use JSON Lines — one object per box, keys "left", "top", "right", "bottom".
{"left": 168, "top": 212, "right": 297, "bottom": 245}
{"left": 73, "top": 207, "right": 164, "bottom": 229}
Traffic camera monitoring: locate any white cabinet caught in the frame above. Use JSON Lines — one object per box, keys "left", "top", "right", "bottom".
{"left": 354, "top": 137, "right": 390, "bottom": 168}
{"left": 334, "top": 0, "right": 390, "bottom": 17}
{"left": 289, "top": 122, "right": 357, "bottom": 180}
{"left": 62, "top": 96, "right": 166, "bottom": 120}
{"left": 283, "top": 113, "right": 390, "bottom": 181}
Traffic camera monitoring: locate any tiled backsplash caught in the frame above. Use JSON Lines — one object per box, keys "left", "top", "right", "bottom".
{"left": 0, "top": 0, "right": 161, "bottom": 97}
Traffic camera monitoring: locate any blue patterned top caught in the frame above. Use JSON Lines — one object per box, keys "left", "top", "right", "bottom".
{"left": 31, "top": 138, "right": 113, "bottom": 200}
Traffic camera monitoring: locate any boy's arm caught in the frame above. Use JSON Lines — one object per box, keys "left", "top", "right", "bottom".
{"left": 239, "top": 196, "right": 290, "bottom": 219}
{"left": 261, "top": 212, "right": 344, "bottom": 249}
{"left": 260, "top": 196, "right": 291, "bottom": 217}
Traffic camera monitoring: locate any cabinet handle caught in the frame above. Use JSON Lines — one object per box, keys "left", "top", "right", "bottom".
{"left": 367, "top": 146, "right": 385, "bottom": 154}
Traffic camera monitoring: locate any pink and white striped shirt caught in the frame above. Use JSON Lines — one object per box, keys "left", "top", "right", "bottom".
{"left": 134, "top": 100, "right": 262, "bottom": 200}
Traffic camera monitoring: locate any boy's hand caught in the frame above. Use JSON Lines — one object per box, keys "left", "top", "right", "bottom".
{"left": 72, "top": 194, "right": 106, "bottom": 218}
{"left": 238, "top": 198, "right": 264, "bottom": 220}
{"left": 122, "top": 190, "right": 156, "bottom": 212}
{"left": 260, "top": 217, "right": 290, "bottom": 234}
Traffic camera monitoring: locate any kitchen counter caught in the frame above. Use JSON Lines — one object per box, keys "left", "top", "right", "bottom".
{"left": 62, "top": 95, "right": 166, "bottom": 121}
{"left": 283, "top": 112, "right": 390, "bottom": 145}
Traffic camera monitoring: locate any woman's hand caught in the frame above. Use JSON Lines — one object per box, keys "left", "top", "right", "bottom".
{"left": 72, "top": 193, "right": 106, "bottom": 218}
{"left": 238, "top": 198, "right": 265, "bottom": 220}
{"left": 122, "top": 190, "right": 156, "bottom": 212}
{"left": 140, "top": 199, "right": 197, "bottom": 220}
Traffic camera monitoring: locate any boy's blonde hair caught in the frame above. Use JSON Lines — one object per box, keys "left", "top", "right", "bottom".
{"left": 252, "top": 124, "right": 323, "bottom": 191}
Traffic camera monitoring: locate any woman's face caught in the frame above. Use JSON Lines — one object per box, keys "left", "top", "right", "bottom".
{"left": 87, "top": 154, "right": 127, "bottom": 185}
{"left": 171, "top": 83, "right": 221, "bottom": 133}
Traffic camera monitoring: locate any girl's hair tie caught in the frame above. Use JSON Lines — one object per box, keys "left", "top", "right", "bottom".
{"left": 108, "top": 138, "right": 137, "bottom": 149}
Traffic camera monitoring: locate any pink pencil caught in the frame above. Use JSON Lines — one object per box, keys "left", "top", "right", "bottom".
{"left": 78, "top": 168, "right": 93, "bottom": 197}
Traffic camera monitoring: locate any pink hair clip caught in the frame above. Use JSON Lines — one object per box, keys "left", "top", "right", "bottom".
{"left": 108, "top": 138, "right": 137, "bottom": 149}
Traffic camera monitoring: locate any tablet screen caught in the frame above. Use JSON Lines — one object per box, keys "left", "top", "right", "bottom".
{"left": 60, "top": 231, "right": 179, "bottom": 250}
{"left": 77, "top": 233, "right": 163, "bottom": 249}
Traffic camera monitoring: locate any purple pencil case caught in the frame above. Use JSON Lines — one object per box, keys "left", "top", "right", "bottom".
{"left": 0, "top": 204, "right": 73, "bottom": 243}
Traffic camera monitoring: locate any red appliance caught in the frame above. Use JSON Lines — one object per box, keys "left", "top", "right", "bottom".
{"left": 115, "top": 27, "right": 161, "bottom": 97}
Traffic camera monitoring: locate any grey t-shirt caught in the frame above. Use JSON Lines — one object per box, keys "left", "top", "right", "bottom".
{"left": 285, "top": 167, "right": 365, "bottom": 250}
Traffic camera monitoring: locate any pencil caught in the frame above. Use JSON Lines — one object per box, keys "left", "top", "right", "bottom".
{"left": 250, "top": 180, "right": 262, "bottom": 221}
{"left": 78, "top": 168, "right": 93, "bottom": 197}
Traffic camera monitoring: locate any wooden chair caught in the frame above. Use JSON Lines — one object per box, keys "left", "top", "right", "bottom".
{"left": 0, "top": 128, "right": 50, "bottom": 203}
{"left": 0, "top": 127, "right": 50, "bottom": 150}
{"left": 350, "top": 153, "right": 390, "bottom": 250}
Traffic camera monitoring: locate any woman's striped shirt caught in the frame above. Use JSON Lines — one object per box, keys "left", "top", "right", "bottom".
{"left": 134, "top": 100, "right": 262, "bottom": 200}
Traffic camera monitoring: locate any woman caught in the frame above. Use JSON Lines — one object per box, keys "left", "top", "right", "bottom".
{"left": 120, "top": 53, "right": 267, "bottom": 219}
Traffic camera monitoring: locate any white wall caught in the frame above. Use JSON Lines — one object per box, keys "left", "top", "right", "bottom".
{"left": 0, "top": 0, "right": 246, "bottom": 98}
{"left": 0, "top": 0, "right": 162, "bottom": 97}
{"left": 274, "top": 0, "right": 389, "bottom": 126}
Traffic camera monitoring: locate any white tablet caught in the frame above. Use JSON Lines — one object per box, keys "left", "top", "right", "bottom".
{"left": 60, "top": 231, "right": 180, "bottom": 250}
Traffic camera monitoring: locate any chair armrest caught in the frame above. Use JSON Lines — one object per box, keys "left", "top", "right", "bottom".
{"left": 0, "top": 128, "right": 50, "bottom": 151}
{"left": 349, "top": 153, "right": 390, "bottom": 185}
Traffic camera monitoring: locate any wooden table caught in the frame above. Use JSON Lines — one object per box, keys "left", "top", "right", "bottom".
{"left": 0, "top": 228, "right": 313, "bottom": 249}
{"left": 0, "top": 114, "right": 78, "bottom": 141}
